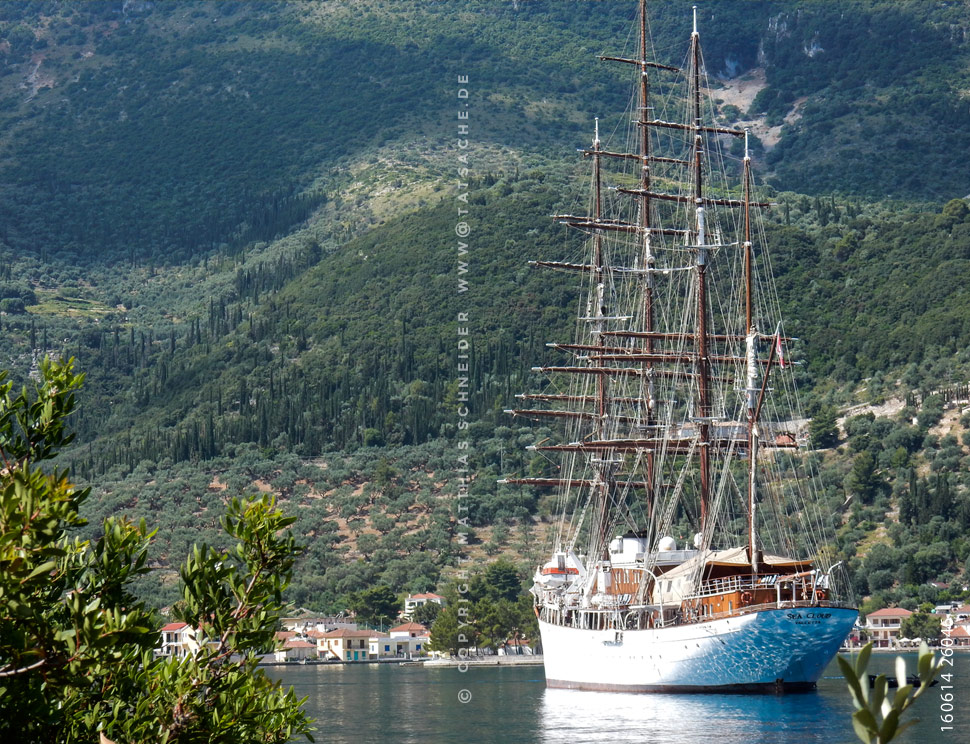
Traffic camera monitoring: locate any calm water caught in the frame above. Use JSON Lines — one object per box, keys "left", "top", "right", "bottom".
{"left": 268, "top": 653, "right": 970, "bottom": 744}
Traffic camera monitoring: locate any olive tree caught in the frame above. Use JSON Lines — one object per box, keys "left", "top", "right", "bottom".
{"left": 0, "top": 359, "right": 312, "bottom": 743}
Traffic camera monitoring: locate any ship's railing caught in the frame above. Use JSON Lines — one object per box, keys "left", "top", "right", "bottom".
{"left": 537, "top": 598, "right": 855, "bottom": 631}
{"left": 690, "top": 572, "right": 815, "bottom": 600}
{"left": 537, "top": 602, "right": 658, "bottom": 631}
{"left": 690, "top": 574, "right": 756, "bottom": 598}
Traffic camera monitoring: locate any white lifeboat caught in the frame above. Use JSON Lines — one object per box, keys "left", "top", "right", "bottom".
{"left": 535, "top": 550, "right": 584, "bottom": 587}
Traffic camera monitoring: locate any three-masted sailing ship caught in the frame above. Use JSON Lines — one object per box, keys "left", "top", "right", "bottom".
{"left": 502, "top": 3, "right": 857, "bottom": 692}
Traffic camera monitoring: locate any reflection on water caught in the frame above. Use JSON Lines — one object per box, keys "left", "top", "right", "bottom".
{"left": 540, "top": 685, "right": 844, "bottom": 744}
{"left": 269, "top": 654, "right": 968, "bottom": 744}
{"left": 538, "top": 653, "right": 967, "bottom": 744}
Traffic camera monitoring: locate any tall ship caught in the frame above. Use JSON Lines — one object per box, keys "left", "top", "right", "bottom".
{"left": 501, "top": 3, "right": 857, "bottom": 693}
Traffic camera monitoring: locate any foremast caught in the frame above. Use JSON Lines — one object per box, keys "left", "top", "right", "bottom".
{"left": 589, "top": 117, "right": 615, "bottom": 559}
{"left": 505, "top": 0, "right": 668, "bottom": 563}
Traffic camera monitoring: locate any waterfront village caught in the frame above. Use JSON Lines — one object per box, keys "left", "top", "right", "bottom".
{"left": 847, "top": 602, "right": 970, "bottom": 649}
{"left": 846, "top": 599, "right": 970, "bottom": 650}
{"left": 151, "top": 588, "right": 970, "bottom": 664}
{"left": 156, "top": 591, "right": 538, "bottom": 664}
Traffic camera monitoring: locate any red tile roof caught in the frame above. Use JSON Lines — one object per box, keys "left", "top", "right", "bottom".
{"left": 160, "top": 622, "right": 189, "bottom": 632}
{"left": 409, "top": 593, "right": 444, "bottom": 600}
{"left": 322, "top": 628, "right": 374, "bottom": 638}
{"left": 284, "top": 639, "right": 317, "bottom": 649}
{"left": 390, "top": 622, "right": 428, "bottom": 633}
{"left": 867, "top": 608, "right": 913, "bottom": 618}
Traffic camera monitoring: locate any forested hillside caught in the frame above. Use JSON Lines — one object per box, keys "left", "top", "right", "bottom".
{"left": 0, "top": 1, "right": 969, "bottom": 267}
{"left": 2, "top": 0, "right": 970, "bottom": 615}
{"left": 40, "top": 178, "right": 970, "bottom": 613}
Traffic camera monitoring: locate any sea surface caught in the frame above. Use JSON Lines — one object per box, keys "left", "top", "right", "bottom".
{"left": 268, "top": 652, "right": 969, "bottom": 744}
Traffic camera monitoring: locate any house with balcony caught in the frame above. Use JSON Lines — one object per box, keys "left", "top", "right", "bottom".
{"left": 384, "top": 622, "right": 430, "bottom": 657}
{"left": 864, "top": 607, "right": 913, "bottom": 648}
{"left": 158, "top": 622, "right": 198, "bottom": 658}
{"left": 317, "top": 628, "right": 374, "bottom": 662}
{"left": 948, "top": 624, "right": 970, "bottom": 647}
{"left": 949, "top": 604, "right": 970, "bottom": 622}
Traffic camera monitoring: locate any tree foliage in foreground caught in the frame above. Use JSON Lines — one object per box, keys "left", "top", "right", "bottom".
{"left": 839, "top": 642, "right": 942, "bottom": 744}
{"left": 0, "top": 359, "right": 312, "bottom": 743}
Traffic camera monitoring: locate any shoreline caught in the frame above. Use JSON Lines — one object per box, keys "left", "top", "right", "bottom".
{"left": 424, "top": 655, "right": 544, "bottom": 667}
{"left": 260, "top": 654, "right": 545, "bottom": 668}
{"left": 263, "top": 647, "right": 970, "bottom": 668}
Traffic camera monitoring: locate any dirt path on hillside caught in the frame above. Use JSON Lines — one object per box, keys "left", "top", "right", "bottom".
{"left": 710, "top": 68, "right": 796, "bottom": 148}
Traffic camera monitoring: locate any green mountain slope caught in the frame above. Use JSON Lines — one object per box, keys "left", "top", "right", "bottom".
{"left": 2, "top": 1, "right": 970, "bottom": 613}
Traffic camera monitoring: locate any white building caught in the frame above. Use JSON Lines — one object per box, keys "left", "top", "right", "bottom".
{"left": 274, "top": 638, "right": 318, "bottom": 662}
{"left": 158, "top": 622, "right": 198, "bottom": 658}
{"left": 403, "top": 593, "right": 445, "bottom": 619}
{"left": 864, "top": 608, "right": 913, "bottom": 648}
{"left": 385, "top": 622, "right": 430, "bottom": 657}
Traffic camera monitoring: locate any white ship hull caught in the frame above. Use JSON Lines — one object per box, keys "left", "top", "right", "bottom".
{"left": 539, "top": 606, "right": 857, "bottom": 692}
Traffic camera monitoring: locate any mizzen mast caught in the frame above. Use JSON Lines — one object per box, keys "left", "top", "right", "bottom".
{"left": 743, "top": 130, "right": 760, "bottom": 576}
{"left": 589, "top": 116, "right": 615, "bottom": 558}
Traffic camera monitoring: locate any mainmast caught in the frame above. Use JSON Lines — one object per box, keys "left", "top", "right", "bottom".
{"left": 690, "top": 5, "right": 712, "bottom": 535}
{"left": 637, "top": 0, "right": 657, "bottom": 517}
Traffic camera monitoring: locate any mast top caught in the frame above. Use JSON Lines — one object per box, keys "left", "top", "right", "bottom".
{"left": 594, "top": 117, "right": 600, "bottom": 147}
{"left": 744, "top": 129, "right": 750, "bottom": 160}
{"left": 692, "top": 5, "right": 698, "bottom": 36}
